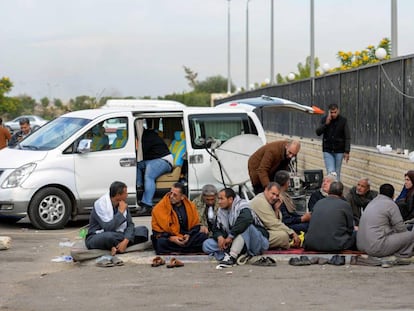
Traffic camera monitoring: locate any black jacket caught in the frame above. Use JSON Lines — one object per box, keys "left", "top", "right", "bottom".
{"left": 142, "top": 129, "right": 171, "bottom": 160}
{"left": 316, "top": 114, "right": 350, "bottom": 153}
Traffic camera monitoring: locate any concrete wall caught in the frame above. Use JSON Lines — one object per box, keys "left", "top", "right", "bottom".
{"left": 266, "top": 132, "right": 413, "bottom": 194}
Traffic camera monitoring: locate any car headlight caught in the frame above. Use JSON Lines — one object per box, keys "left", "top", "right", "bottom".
{"left": 2, "top": 163, "right": 37, "bottom": 188}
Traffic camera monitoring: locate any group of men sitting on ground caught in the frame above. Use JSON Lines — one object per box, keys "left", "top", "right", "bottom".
{"left": 85, "top": 173, "right": 414, "bottom": 267}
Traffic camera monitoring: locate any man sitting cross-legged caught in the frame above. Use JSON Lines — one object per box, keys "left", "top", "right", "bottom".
{"left": 357, "top": 183, "right": 414, "bottom": 258}
{"left": 202, "top": 188, "right": 269, "bottom": 266}
{"left": 346, "top": 177, "right": 378, "bottom": 227}
{"left": 151, "top": 182, "right": 209, "bottom": 254}
{"left": 307, "top": 173, "right": 337, "bottom": 212}
{"left": 304, "top": 181, "right": 356, "bottom": 252}
{"left": 250, "top": 182, "right": 301, "bottom": 250}
{"left": 86, "top": 181, "right": 149, "bottom": 256}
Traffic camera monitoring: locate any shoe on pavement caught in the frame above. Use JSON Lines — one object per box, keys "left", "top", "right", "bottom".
{"left": 311, "top": 257, "right": 329, "bottom": 265}
{"left": 299, "top": 256, "right": 312, "bottom": 265}
{"left": 219, "top": 253, "right": 237, "bottom": 267}
{"left": 351, "top": 255, "right": 381, "bottom": 267}
{"left": 251, "top": 256, "right": 277, "bottom": 266}
{"left": 289, "top": 257, "right": 304, "bottom": 266}
{"left": 237, "top": 253, "right": 252, "bottom": 265}
{"left": 328, "top": 255, "right": 345, "bottom": 266}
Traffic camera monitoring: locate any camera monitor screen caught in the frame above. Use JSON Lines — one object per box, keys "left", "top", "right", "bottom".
{"left": 304, "top": 169, "right": 323, "bottom": 190}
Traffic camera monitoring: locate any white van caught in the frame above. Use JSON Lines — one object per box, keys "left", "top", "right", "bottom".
{"left": 0, "top": 96, "right": 320, "bottom": 229}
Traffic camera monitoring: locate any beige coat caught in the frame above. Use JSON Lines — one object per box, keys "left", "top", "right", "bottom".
{"left": 250, "top": 192, "right": 294, "bottom": 249}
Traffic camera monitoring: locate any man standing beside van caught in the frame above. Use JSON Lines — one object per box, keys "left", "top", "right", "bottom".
{"left": 8, "top": 117, "right": 31, "bottom": 147}
{"left": 137, "top": 127, "right": 173, "bottom": 215}
{"left": 0, "top": 117, "right": 11, "bottom": 149}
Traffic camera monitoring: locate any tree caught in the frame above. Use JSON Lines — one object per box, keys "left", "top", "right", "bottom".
{"left": 335, "top": 37, "right": 391, "bottom": 71}
{"left": 276, "top": 56, "right": 320, "bottom": 84}
{"left": 163, "top": 92, "right": 210, "bottom": 107}
{"left": 183, "top": 66, "right": 198, "bottom": 89}
{"left": 0, "top": 76, "right": 17, "bottom": 116}
{"left": 15, "top": 95, "right": 36, "bottom": 115}
{"left": 194, "top": 75, "right": 235, "bottom": 93}
{"left": 182, "top": 66, "right": 235, "bottom": 94}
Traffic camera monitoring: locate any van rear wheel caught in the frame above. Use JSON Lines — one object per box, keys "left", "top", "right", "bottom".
{"left": 28, "top": 187, "right": 72, "bottom": 230}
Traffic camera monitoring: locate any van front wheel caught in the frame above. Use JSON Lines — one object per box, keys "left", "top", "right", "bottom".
{"left": 28, "top": 188, "right": 72, "bottom": 230}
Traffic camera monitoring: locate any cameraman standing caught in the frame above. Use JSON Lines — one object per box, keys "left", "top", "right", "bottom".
{"left": 8, "top": 117, "right": 32, "bottom": 147}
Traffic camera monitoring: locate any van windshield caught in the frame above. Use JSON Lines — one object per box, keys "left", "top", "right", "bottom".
{"left": 17, "top": 117, "right": 91, "bottom": 150}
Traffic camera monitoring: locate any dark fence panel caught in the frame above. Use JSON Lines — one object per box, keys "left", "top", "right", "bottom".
{"left": 340, "top": 70, "right": 358, "bottom": 146}
{"left": 404, "top": 58, "right": 414, "bottom": 149}
{"left": 357, "top": 66, "right": 378, "bottom": 147}
{"left": 215, "top": 54, "right": 414, "bottom": 150}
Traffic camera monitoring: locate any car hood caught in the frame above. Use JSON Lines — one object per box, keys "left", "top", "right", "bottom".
{"left": 0, "top": 148, "right": 48, "bottom": 169}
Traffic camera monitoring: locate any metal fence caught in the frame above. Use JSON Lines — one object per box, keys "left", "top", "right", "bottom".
{"left": 215, "top": 54, "right": 414, "bottom": 151}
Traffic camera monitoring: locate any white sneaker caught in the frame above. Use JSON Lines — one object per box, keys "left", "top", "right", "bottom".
{"left": 219, "top": 253, "right": 236, "bottom": 266}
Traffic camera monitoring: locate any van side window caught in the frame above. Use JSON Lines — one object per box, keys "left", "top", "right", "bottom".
{"left": 188, "top": 113, "right": 258, "bottom": 149}
{"left": 104, "top": 117, "right": 128, "bottom": 149}
{"left": 90, "top": 123, "right": 110, "bottom": 151}
{"left": 77, "top": 117, "right": 128, "bottom": 152}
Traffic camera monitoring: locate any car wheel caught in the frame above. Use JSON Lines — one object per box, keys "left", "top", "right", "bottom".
{"left": 28, "top": 187, "right": 72, "bottom": 230}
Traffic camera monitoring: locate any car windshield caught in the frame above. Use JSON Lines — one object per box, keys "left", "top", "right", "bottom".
{"left": 16, "top": 117, "right": 91, "bottom": 150}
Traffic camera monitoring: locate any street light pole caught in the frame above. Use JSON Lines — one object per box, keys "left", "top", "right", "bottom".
{"left": 310, "top": 0, "right": 315, "bottom": 79}
{"left": 270, "top": 0, "right": 274, "bottom": 85}
{"left": 227, "top": 0, "right": 232, "bottom": 94}
{"left": 391, "top": 0, "right": 398, "bottom": 57}
{"left": 246, "top": 0, "right": 251, "bottom": 91}
{"left": 310, "top": 0, "right": 315, "bottom": 102}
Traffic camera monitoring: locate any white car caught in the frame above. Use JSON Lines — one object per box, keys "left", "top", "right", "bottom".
{"left": 5, "top": 115, "right": 48, "bottom": 134}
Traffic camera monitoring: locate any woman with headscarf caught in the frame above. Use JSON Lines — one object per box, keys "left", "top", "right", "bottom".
{"left": 396, "top": 170, "right": 414, "bottom": 222}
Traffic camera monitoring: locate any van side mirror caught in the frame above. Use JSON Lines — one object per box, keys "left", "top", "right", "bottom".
{"left": 194, "top": 137, "right": 206, "bottom": 147}
{"left": 77, "top": 139, "right": 92, "bottom": 153}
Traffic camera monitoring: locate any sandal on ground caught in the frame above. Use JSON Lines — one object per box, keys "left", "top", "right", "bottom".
{"left": 328, "top": 255, "right": 345, "bottom": 266}
{"left": 166, "top": 257, "right": 184, "bottom": 268}
{"left": 96, "top": 255, "right": 114, "bottom": 268}
{"left": 289, "top": 256, "right": 310, "bottom": 266}
{"left": 237, "top": 254, "right": 252, "bottom": 265}
{"left": 111, "top": 256, "right": 124, "bottom": 266}
{"left": 251, "top": 256, "right": 276, "bottom": 266}
{"left": 151, "top": 256, "right": 166, "bottom": 267}
{"left": 299, "top": 256, "right": 312, "bottom": 265}
{"left": 310, "top": 257, "right": 329, "bottom": 265}
{"left": 350, "top": 255, "right": 381, "bottom": 266}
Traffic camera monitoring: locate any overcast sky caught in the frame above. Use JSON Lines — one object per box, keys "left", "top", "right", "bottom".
{"left": 1, "top": 0, "right": 413, "bottom": 101}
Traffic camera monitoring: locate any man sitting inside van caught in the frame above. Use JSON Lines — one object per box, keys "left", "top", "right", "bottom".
{"left": 136, "top": 127, "right": 173, "bottom": 215}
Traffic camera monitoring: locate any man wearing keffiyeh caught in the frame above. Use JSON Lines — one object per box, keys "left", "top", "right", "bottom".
{"left": 86, "top": 181, "right": 148, "bottom": 255}
{"left": 202, "top": 188, "right": 269, "bottom": 266}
